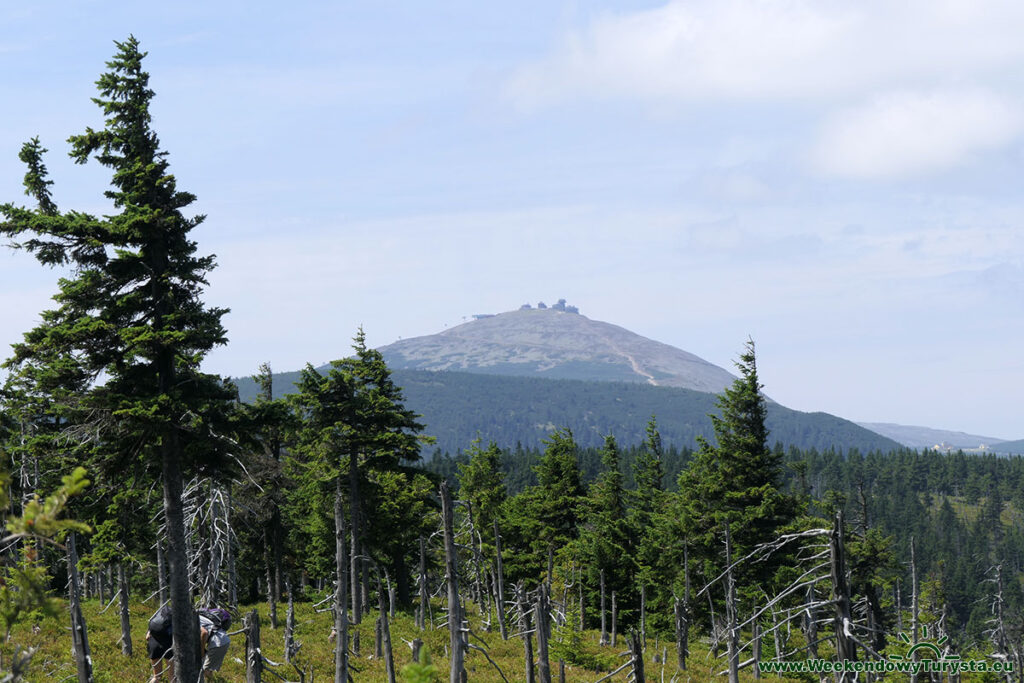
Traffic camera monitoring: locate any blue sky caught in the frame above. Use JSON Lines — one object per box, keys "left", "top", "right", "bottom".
{"left": 2, "top": 1, "right": 1023, "bottom": 438}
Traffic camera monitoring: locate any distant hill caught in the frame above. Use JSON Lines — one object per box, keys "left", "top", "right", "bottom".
{"left": 377, "top": 306, "right": 738, "bottom": 394}
{"left": 857, "top": 422, "right": 1006, "bottom": 450}
{"left": 992, "top": 439, "right": 1024, "bottom": 454}
{"left": 235, "top": 368, "right": 900, "bottom": 455}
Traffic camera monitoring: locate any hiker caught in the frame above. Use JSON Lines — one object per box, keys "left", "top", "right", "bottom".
{"left": 198, "top": 607, "right": 232, "bottom": 675}
{"left": 146, "top": 604, "right": 174, "bottom": 682}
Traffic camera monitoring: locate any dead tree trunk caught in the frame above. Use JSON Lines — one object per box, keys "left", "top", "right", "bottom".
{"left": 378, "top": 573, "right": 397, "bottom": 683}
{"left": 517, "top": 584, "right": 536, "bottom": 683}
{"left": 753, "top": 619, "right": 762, "bottom": 680}
{"left": 805, "top": 584, "right": 818, "bottom": 660}
{"left": 245, "top": 609, "right": 263, "bottom": 683}
{"left": 674, "top": 597, "right": 687, "bottom": 671}
{"left": 441, "top": 482, "right": 466, "bottom": 683}
{"left": 226, "top": 485, "right": 238, "bottom": 610}
{"left": 831, "top": 511, "right": 856, "bottom": 676}
{"left": 629, "top": 630, "right": 645, "bottom": 683}
{"left": 640, "top": 583, "right": 647, "bottom": 648}
{"left": 494, "top": 521, "right": 508, "bottom": 640}
{"left": 536, "top": 583, "right": 552, "bottom": 683}
{"left": 600, "top": 569, "right": 608, "bottom": 646}
{"left": 417, "top": 535, "right": 429, "bottom": 631}
{"left": 611, "top": 590, "right": 618, "bottom": 647}
{"left": 118, "top": 563, "right": 132, "bottom": 656}
{"left": 265, "top": 528, "right": 278, "bottom": 629}
{"left": 68, "top": 533, "right": 94, "bottom": 683}
{"left": 156, "top": 539, "right": 167, "bottom": 604}
{"left": 334, "top": 476, "right": 350, "bottom": 683}
{"left": 285, "top": 581, "right": 296, "bottom": 663}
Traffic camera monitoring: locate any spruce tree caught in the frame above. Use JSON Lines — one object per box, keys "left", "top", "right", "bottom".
{"left": 457, "top": 440, "right": 507, "bottom": 548}
{"left": 678, "top": 340, "right": 796, "bottom": 586}
{"left": 1, "top": 38, "right": 233, "bottom": 679}
{"left": 580, "top": 435, "right": 634, "bottom": 626}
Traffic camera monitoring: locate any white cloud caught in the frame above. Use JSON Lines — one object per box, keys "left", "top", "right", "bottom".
{"left": 811, "top": 90, "right": 1023, "bottom": 178}
{"left": 507, "top": 0, "right": 1024, "bottom": 106}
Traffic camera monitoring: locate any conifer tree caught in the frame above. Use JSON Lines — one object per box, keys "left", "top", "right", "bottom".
{"left": 457, "top": 440, "right": 507, "bottom": 549}
{"left": 502, "top": 429, "right": 585, "bottom": 583}
{"left": 678, "top": 340, "right": 796, "bottom": 589}
{"left": 1, "top": 38, "right": 234, "bottom": 680}
{"left": 580, "top": 435, "right": 634, "bottom": 629}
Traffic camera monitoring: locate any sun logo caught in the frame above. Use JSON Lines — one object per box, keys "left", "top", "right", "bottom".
{"left": 888, "top": 626, "right": 959, "bottom": 663}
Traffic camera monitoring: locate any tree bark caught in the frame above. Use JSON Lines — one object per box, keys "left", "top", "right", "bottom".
{"left": 349, "top": 452, "right": 362, "bottom": 625}
{"left": 611, "top": 590, "right": 617, "bottom": 647}
{"left": 518, "top": 584, "right": 535, "bottom": 683}
{"left": 417, "top": 535, "right": 428, "bottom": 631}
{"left": 285, "top": 580, "right": 296, "bottom": 663}
{"left": 162, "top": 429, "right": 201, "bottom": 683}
{"left": 725, "top": 525, "right": 739, "bottom": 683}
{"left": 629, "top": 630, "right": 645, "bottom": 683}
{"left": 378, "top": 574, "right": 397, "bottom": 683}
{"left": 640, "top": 583, "right": 647, "bottom": 648}
{"left": 536, "top": 584, "right": 552, "bottom": 683}
{"left": 441, "top": 482, "right": 465, "bottom": 683}
{"left": 245, "top": 609, "right": 263, "bottom": 683}
{"left": 494, "top": 521, "right": 507, "bottom": 640}
{"left": 600, "top": 569, "right": 608, "bottom": 646}
{"left": 156, "top": 539, "right": 167, "bottom": 604}
{"left": 118, "top": 563, "right": 132, "bottom": 656}
{"left": 265, "top": 527, "right": 278, "bottom": 628}
{"left": 334, "top": 476, "right": 350, "bottom": 683}
{"left": 68, "top": 533, "right": 94, "bottom": 683}
{"left": 831, "top": 511, "right": 856, "bottom": 678}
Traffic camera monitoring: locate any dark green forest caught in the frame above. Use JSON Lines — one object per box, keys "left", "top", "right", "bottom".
{"left": 2, "top": 38, "right": 1023, "bottom": 683}
{"left": 235, "top": 368, "right": 900, "bottom": 455}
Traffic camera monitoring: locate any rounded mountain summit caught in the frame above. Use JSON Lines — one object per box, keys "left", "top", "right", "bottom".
{"left": 378, "top": 305, "right": 737, "bottom": 394}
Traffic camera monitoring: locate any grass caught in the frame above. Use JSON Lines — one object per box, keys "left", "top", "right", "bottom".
{"left": 1, "top": 597, "right": 800, "bottom": 682}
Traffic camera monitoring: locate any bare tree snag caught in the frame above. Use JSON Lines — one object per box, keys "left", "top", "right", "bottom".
{"left": 611, "top": 591, "right": 617, "bottom": 647}
{"left": 118, "top": 563, "right": 132, "bottom": 656}
{"left": 378, "top": 573, "right": 397, "bottom": 683}
{"left": 629, "top": 630, "right": 645, "bottom": 683}
{"left": 517, "top": 583, "right": 536, "bottom": 683}
{"left": 494, "top": 522, "right": 508, "bottom": 640}
{"left": 245, "top": 609, "right": 263, "bottom": 683}
{"left": 68, "top": 533, "right": 94, "bottom": 683}
{"left": 830, "top": 511, "right": 856, "bottom": 676}
{"left": 536, "top": 583, "right": 552, "bottom": 683}
{"left": 417, "top": 535, "right": 429, "bottom": 631}
{"left": 441, "top": 482, "right": 466, "bottom": 683}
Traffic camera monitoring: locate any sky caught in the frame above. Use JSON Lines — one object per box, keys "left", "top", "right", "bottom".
{"left": 2, "top": 1, "right": 1023, "bottom": 439}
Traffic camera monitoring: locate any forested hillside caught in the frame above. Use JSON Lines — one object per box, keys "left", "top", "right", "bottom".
{"left": 236, "top": 368, "right": 900, "bottom": 454}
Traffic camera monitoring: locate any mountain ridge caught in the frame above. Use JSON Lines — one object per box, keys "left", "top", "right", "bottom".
{"left": 378, "top": 306, "right": 737, "bottom": 393}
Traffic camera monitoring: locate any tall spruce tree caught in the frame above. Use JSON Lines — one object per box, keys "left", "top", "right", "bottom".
{"left": 677, "top": 340, "right": 796, "bottom": 589}
{"left": 457, "top": 440, "right": 507, "bottom": 549}
{"left": 580, "top": 435, "right": 634, "bottom": 626}
{"left": 0, "top": 38, "right": 233, "bottom": 680}
{"left": 502, "top": 429, "right": 585, "bottom": 583}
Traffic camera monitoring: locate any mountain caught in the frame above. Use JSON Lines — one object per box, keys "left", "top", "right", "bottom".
{"left": 378, "top": 306, "right": 737, "bottom": 393}
{"left": 856, "top": 422, "right": 1006, "bottom": 451}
